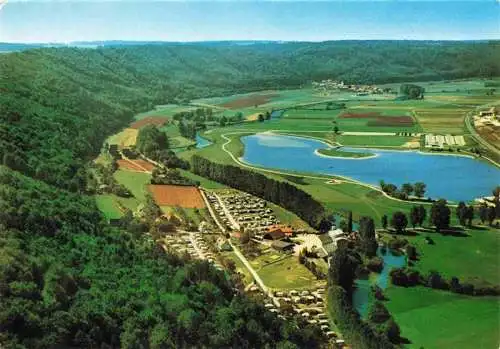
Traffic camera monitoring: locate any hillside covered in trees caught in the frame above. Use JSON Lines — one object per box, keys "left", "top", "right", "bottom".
{"left": 0, "top": 166, "right": 324, "bottom": 348}
{"left": 1, "top": 41, "right": 499, "bottom": 190}
{"left": 0, "top": 41, "right": 499, "bottom": 348}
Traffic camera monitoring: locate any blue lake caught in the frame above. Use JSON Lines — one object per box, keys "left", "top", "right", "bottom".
{"left": 240, "top": 134, "right": 500, "bottom": 202}
{"left": 196, "top": 133, "right": 212, "bottom": 149}
{"left": 353, "top": 248, "right": 406, "bottom": 317}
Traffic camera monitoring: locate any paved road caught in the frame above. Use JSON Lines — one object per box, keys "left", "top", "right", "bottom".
{"left": 199, "top": 188, "right": 270, "bottom": 295}
{"left": 213, "top": 192, "right": 241, "bottom": 230}
{"left": 228, "top": 239, "right": 269, "bottom": 295}
{"left": 199, "top": 189, "right": 227, "bottom": 233}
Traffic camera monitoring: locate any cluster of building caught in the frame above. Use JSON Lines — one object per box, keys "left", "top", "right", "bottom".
{"left": 424, "top": 134, "right": 466, "bottom": 149}
{"left": 475, "top": 107, "right": 500, "bottom": 127}
{"left": 222, "top": 192, "right": 280, "bottom": 229}
{"left": 312, "top": 79, "right": 384, "bottom": 95}
{"left": 161, "top": 231, "right": 223, "bottom": 270}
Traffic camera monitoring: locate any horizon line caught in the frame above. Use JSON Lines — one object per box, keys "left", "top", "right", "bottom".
{"left": 2, "top": 38, "right": 499, "bottom": 45}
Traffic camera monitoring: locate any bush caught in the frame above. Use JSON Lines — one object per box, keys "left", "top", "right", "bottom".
{"left": 367, "top": 257, "right": 384, "bottom": 273}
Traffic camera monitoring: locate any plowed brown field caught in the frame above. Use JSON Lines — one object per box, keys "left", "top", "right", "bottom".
{"left": 130, "top": 117, "right": 169, "bottom": 129}
{"left": 149, "top": 185, "right": 205, "bottom": 208}
{"left": 221, "top": 93, "right": 279, "bottom": 109}
{"left": 117, "top": 159, "right": 155, "bottom": 172}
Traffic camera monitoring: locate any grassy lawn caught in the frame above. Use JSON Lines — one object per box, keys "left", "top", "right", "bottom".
{"left": 160, "top": 206, "right": 207, "bottom": 226}
{"left": 267, "top": 202, "right": 313, "bottom": 231}
{"left": 388, "top": 226, "right": 500, "bottom": 284}
{"left": 95, "top": 195, "right": 123, "bottom": 219}
{"left": 296, "top": 179, "right": 422, "bottom": 222}
{"left": 178, "top": 169, "right": 228, "bottom": 189}
{"left": 256, "top": 254, "right": 325, "bottom": 290}
{"left": 385, "top": 286, "right": 500, "bottom": 349}
{"left": 113, "top": 170, "right": 151, "bottom": 201}
{"left": 221, "top": 251, "right": 254, "bottom": 285}
{"left": 159, "top": 123, "right": 197, "bottom": 149}
{"left": 134, "top": 104, "right": 197, "bottom": 120}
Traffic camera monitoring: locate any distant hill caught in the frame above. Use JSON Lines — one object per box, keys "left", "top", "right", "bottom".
{"left": 0, "top": 40, "right": 285, "bottom": 52}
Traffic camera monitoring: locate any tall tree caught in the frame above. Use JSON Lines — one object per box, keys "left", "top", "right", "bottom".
{"left": 359, "top": 216, "right": 378, "bottom": 257}
{"left": 347, "top": 211, "right": 353, "bottom": 234}
{"left": 417, "top": 205, "right": 427, "bottom": 226}
{"left": 401, "top": 183, "right": 414, "bottom": 197}
{"left": 318, "top": 217, "right": 332, "bottom": 234}
{"left": 414, "top": 182, "right": 427, "bottom": 198}
{"left": 487, "top": 206, "right": 496, "bottom": 226}
{"left": 391, "top": 211, "right": 408, "bottom": 234}
{"left": 479, "top": 204, "right": 488, "bottom": 224}
{"left": 430, "top": 199, "right": 451, "bottom": 233}
{"left": 409, "top": 206, "right": 420, "bottom": 229}
{"left": 456, "top": 201, "right": 468, "bottom": 226}
{"left": 465, "top": 205, "right": 474, "bottom": 227}
{"left": 381, "top": 215, "right": 388, "bottom": 230}
{"left": 328, "top": 247, "right": 359, "bottom": 292}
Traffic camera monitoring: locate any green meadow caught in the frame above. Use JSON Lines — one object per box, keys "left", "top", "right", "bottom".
{"left": 385, "top": 287, "right": 500, "bottom": 349}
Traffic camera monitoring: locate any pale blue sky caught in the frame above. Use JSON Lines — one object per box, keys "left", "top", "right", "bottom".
{"left": 0, "top": 1, "right": 498, "bottom": 43}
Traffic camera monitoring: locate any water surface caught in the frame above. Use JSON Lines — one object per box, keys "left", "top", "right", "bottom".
{"left": 353, "top": 248, "right": 406, "bottom": 317}
{"left": 196, "top": 133, "right": 212, "bottom": 149}
{"left": 241, "top": 134, "right": 500, "bottom": 202}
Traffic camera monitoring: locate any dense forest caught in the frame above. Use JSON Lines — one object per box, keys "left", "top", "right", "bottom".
{"left": 0, "top": 166, "right": 324, "bottom": 348}
{"left": 1, "top": 41, "right": 499, "bottom": 348}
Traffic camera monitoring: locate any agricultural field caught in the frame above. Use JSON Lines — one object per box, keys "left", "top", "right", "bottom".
{"left": 117, "top": 159, "right": 155, "bottom": 172}
{"left": 114, "top": 170, "right": 151, "bottom": 201}
{"left": 129, "top": 116, "right": 169, "bottom": 129}
{"left": 95, "top": 194, "right": 123, "bottom": 219}
{"left": 149, "top": 184, "right": 205, "bottom": 208}
{"left": 476, "top": 123, "right": 500, "bottom": 149}
{"left": 107, "top": 128, "right": 138, "bottom": 148}
{"left": 385, "top": 287, "right": 500, "bottom": 349}
{"left": 134, "top": 104, "right": 197, "bottom": 120}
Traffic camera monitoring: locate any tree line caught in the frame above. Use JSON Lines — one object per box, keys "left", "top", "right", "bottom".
{"left": 381, "top": 197, "right": 499, "bottom": 235}
{"left": 390, "top": 268, "right": 500, "bottom": 296}
{"left": 327, "top": 247, "right": 398, "bottom": 349}
{"left": 380, "top": 180, "right": 426, "bottom": 200}
{"left": 191, "top": 155, "right": 326, "bottom": 228}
